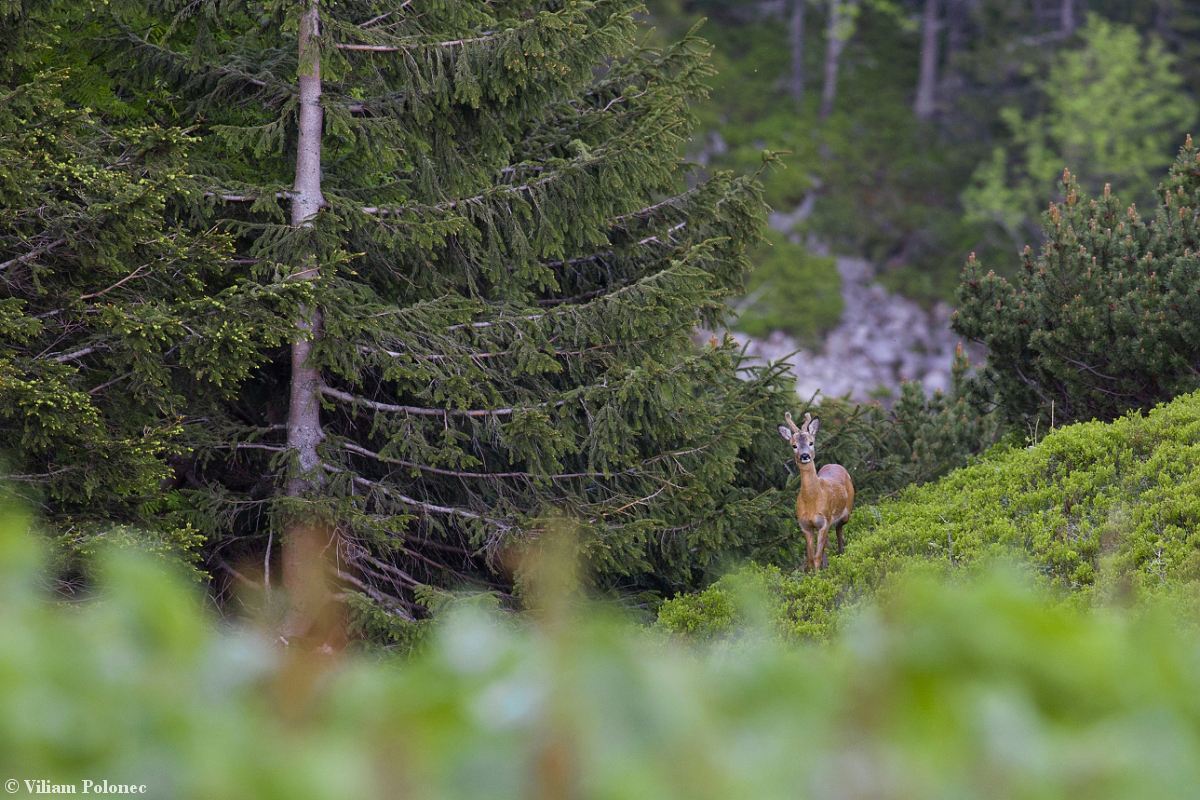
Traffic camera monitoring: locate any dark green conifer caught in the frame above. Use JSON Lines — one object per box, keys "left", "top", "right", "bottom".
{"left": 91, "top": 0, "right": 793, "bottom": 624}
{"left": 0, "top": 2, "right": 295, "bottom": 573}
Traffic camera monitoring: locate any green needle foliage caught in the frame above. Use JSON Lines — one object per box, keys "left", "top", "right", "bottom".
{"left": 956, "top": 139, "right": 1200, "bottom": 429}
{"left": 0, "top": 3, "right": 297, "bottom": 574}
{"left": 55, "top": 0, "right": 799, "bottom": 623}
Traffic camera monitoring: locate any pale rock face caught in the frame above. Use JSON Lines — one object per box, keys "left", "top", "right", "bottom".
{"left": 718, "top": 256, "right": 984, "bottom": 406}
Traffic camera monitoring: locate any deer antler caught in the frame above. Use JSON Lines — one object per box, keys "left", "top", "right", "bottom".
{"left": 802, "top": 412, "right": 813, "bottom": 431}
{"left": 784, "top": 412, "right": 801, "bottom": 434}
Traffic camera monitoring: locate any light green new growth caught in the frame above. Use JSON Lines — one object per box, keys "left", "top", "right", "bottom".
{"left": 963, "top": 17, "right": 1195, "bottom": 246}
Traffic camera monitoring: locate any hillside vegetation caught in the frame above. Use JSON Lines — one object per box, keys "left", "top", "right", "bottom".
{"left": 659, "top": 390, "right": 1200, "bottom": 639}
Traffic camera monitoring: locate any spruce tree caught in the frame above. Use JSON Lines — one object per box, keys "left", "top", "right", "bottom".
{"left": 96, "top": 0, "right": 793, "bottom": 626}
{"left": 0, "top": 2, "right": 296, "bottom": 574}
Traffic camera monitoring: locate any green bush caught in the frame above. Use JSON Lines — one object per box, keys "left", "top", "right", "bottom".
{"left": 661, "top": 389, "right": 1200, "bottom": 639}
{"left": 733, "top": 230, "right": 841, "bottom": 343}
{"left": 7, "top": 504, "right": 1200, "bottom": 798}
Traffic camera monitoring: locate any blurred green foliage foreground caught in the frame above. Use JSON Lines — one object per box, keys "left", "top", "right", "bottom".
{"left": 5, "top": 494, "right": 1200, "bottom": 799}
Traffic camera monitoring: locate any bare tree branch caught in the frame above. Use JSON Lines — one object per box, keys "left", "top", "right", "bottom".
{"left": 321, "top": 385, "right": 540, "bottom": 418}
{"left": 0, "top": 238, "right": 66, "bottom": 274}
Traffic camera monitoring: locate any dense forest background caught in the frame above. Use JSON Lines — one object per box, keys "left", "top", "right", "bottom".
{"left": 3, "top": 0, "right": 1199, "bottom": 632}
{"left": 651, "top": 0, "right": 1198, "bottom": 337}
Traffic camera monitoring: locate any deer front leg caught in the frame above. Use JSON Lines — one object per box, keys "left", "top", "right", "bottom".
{"left": 800, "top": 522, "right": 816, "bottom": 572}
{"left": 815, "top": 523, "right": 830, "bottom": 570}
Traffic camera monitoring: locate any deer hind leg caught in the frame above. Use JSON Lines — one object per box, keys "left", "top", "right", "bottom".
{"left": 835, "top": 518, "right": 846, "bottom": 555}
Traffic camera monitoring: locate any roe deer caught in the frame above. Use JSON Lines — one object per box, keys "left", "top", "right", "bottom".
{"left": 777, "top": 412, "right": 854, "bottom": 572}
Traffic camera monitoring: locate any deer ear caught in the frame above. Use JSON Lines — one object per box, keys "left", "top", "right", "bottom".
{"left": 778, "top": 424, "right": 794, "bottom": 441}
{"left": 807, "top": 417, "right": 820, "bottom": 436}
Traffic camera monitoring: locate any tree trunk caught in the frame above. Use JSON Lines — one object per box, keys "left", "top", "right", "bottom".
{"left": 945, "top": 0, "right": 969, "bottom": 62}
{"left": 914, "top": 0, "right": 940, "bottom": 120}
{"left": 941, "top": 0, "right": 968, "bottom": 105}
{"left": 1060, "top": 0, "right": 1076, "bottom": 35}
{"left": 819, "top": 0, "right": 854, "bottom": 120}
{"left": 1031, "top": 0, "right": 1050, "bottom": 26}
{"left": 283, "top": 0, "right": 327, "bottom": 640}
{"left": 1154, "top": 0, "right": 1174, "bottom": 41}
{"left": 789, "top": 0, "right": 806, "bottom": 106}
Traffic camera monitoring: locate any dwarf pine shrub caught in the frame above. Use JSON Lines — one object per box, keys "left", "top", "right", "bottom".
{"left": 957, "top": 139, "right": 1200, "bottom": 428}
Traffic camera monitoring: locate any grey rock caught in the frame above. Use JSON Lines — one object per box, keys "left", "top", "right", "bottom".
{"left": 713, "top": 252, "right": 985, "bottom": 406}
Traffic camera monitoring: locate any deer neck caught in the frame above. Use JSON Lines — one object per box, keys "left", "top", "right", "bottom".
{"left": 795, "top": 458, "right": 821, "bottom": 500}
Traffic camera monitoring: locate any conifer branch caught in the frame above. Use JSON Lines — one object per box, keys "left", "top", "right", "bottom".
{"left": 358, "top": 172, "right": 548, "bottom": 215}
{"left": 231, "top": 442, "right": 288, "bottom": 453}
{"left": 352, "top": 552, "right": 423, "bottom": 591}
{"left": 3, "top": 467, "right": 77, "bottom": 482}
{"left": 339, "top": 441, "right": 616, "bottom": 481}
{"left": 445, "top": 313, "right": 547, "bottom": 331}
{"left": 611, "top": 187, "right": 704, "bottom": 223}
{"left": 87, "top": 372, "right": 131, "bottom": 396}
{"left": 334, "top": 30, "right": 496, "bottom": 52}
{"left": 636, "top": 222, "right": 688, "bottom": 246}
{"left": 358, "top": 140, "right": 635, "bottom": 216}
{"left": 334, "top": 43, "right": 405, "bottom": 52}
{"left": 448, "top": 256, "right": 705, "bottom": 332}
{"left": 327, "top": 466, "right": 514, "bottom": 529}
{"left": 51, "top": 346, "right": 104, "bottom": 364}
{"left": 331, "top": 567, "right": 419, "bottom": 618}
{"left": 360, "top": 339, "right": 637, "bottom": 361}
{"left": 207, "top": 192, "right": 292, "bottom": 203}
{"left": 0, "top": 238, "right": 66, "bottom": 273}
{"left": 321, "top": 386, "right": 557, "bottom": 417}
{"left": 119, "top": 29, "right": 288, "bottom": 98}
{"left": 214, "top": 558, "right": 258, "bottom": 589}
{"left": 78, "top": 265, "right": 148, "bottom": 300}
{"left": 542, "top": 221, "right": 686, "bottom": 270}
{"left": 357, "top": 7, "right": 407, "bottom": 28}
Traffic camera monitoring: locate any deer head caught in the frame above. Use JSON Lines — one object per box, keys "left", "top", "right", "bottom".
{"left": 777, "top": 411, "right": 820, "bottom": 465}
